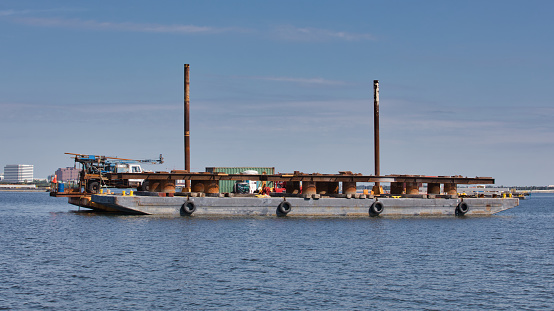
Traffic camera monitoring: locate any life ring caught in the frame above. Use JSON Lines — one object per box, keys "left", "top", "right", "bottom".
{"left": 456, "top": 201, "right": 469, "bottom": 216}
{"left": 277, "top": 201, "right": 292, "bottom": 215}
{"left": 180, "top": 200, "right": 196, "bottom": 216}
{"left": 369, "top": 201, "right": 384, "bottom": 216}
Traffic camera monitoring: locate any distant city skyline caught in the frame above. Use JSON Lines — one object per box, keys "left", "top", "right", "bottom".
{"left": 1, "top": 1, "right": 553, "bottom": 185}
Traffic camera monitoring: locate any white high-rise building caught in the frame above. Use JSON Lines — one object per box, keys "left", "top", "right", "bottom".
{"left": 3, "top": 165, "right": 34, "bottom": 183}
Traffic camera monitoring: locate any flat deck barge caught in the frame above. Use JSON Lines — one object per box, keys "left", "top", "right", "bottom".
{"left": 50, "top": 69, "right": 520, "bottom": 217}
{"left": 55, "top": 172, "right": 519, "bottom": 217}
{"left": 85, "top": 194, "right": 518, "bottom": 217}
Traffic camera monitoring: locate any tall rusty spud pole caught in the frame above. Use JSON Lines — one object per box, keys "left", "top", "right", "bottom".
{"left": 184, "top": 64, "right": 191, "bottom": 191}
{"left": 373, "top": 80, "right": 381, "bottom": 194}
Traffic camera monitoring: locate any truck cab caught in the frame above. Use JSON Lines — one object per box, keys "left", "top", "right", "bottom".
{"left": 114, "top": 164, "right": 144, "bottom": 187}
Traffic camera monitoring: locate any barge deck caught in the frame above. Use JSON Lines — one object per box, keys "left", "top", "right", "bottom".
{"left": 54, "top": 171, "right": 519, "bottom": 217}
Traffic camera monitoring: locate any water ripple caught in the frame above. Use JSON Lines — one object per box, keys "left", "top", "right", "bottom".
{"left": 0, "top": 192, "right": 553, "bottom": 309}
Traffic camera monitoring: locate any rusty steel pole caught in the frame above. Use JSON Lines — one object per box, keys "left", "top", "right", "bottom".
{"left": 373, "top": 80, "right": 380, "bottom": 194}
{"left": 184, "top": 64, "right": 191, "bottom": 191}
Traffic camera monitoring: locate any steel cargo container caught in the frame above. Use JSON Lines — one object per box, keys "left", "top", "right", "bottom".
{"left": 205, "top": 167, "right": 275, "bottom": 193}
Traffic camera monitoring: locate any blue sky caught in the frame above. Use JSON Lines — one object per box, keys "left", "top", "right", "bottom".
{"left": 1, "top": 0, "right": 552, "bottom": 186}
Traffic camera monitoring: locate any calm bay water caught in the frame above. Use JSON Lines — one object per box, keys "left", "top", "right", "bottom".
{"left": 0, "top": 192, "right": 552, "bottom": 310}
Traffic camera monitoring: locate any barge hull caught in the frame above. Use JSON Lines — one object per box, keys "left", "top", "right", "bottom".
{"left": 90, "top": 195, "right": 519, "bottom": 217}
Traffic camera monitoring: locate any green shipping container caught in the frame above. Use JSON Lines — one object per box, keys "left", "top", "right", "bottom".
{"left": 205, "top": 167, "right": 275, "bottom": 193}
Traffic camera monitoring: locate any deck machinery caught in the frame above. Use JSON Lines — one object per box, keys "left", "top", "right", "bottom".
{"left": 59, "top": 153, "right": 163, "bottom": 194}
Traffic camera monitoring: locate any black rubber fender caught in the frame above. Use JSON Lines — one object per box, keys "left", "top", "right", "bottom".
{"left": 456, "top": 201, "right": 469, "bottom": 216}
{"left": 369, "top": 201, "right": 384, "bottom": 216}
{"left": 277, "top": 201, "right": 292, "bottom": 215}
{"left": 180, "top": 200, "right": 196, "bottom": 216}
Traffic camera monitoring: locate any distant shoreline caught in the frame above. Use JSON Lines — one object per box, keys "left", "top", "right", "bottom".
{"left": 529, "top": 190, "right": 554, "bottom": 193}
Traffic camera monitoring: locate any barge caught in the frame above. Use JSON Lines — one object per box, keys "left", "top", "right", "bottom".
{"left": 77, "top": 194, "right": 518, "bottom": 217}
{"left": 51, "top": 65, "right": 520, "bottom": 216}
{"left": 57, "top": 171, "right": 519, "bottom": 217}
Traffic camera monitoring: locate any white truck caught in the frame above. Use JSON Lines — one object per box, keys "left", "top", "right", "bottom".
{"left": 113, "top": 163, "right": 145, "bottom": 187}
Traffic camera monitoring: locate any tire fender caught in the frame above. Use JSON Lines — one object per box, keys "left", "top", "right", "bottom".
{"left": 180, "top": 200, "right": 196, "bottom": 216}
{"left": 277, "top": 201, "right": 292, "bottom": 215}
{"left": 369, "top": 201, "right": 384, "bottom": 216}
{"left": 456, "top": 201, "right": 469, "bottom": 216}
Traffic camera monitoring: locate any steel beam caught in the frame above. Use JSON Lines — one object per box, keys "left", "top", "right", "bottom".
{"left": 107, "top": 173, "right": 494, "bottom": 185}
